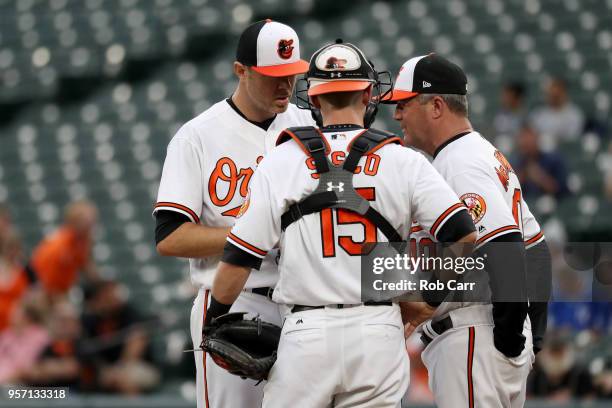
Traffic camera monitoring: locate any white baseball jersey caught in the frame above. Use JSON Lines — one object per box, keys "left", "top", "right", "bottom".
{"left": 154, "top": 100, "right": 314, "bottom": 288}
{"left": 410, "top": 131, "right": 545, "bottom": 317}
{"left": 227, "top": 126, "right": 469, "bottom": 306}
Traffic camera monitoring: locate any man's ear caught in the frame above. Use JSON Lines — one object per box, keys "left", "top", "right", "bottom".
{"left": 234, "top": 62, "right": 247, "bottom": 80}
{"left": 362, "top": 85, "right": 373, "bottom": 105}
{"left": 310, "top": 95, "right": 321, "bottom": 109}
{"left": 431, "top": 95, "right": 445, "bottom": 120}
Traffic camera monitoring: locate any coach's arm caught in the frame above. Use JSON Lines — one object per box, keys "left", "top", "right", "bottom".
{"left": 155, "top": 210, "right": 230, "bottom": 258}
{"left": 526, "top": 239, "right": 552, "bottom": 354}
{"left": 478, "top": 232, "right": 529, "bottom": 358}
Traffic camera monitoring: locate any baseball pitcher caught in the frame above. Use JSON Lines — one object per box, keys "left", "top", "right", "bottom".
{"left": 154, "top": 20, "right": 314, "bottom": 408}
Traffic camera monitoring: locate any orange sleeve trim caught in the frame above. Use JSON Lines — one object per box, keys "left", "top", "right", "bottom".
{"left": 525, "top": 231, "right": 544, "bottom": 246}
{"left": 476, "top": 225, "right": 521, "bottom": 244}
{"left": 227, "top": 233, "right": 267, "bottom": 257}
{"left": 155, "top": 202, "right": 200, "bottom": 223}
{"left": 430, "top": 203, "right": 466, "bottom": 237}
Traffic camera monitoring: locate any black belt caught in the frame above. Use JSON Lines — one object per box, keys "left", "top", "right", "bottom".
{"left": 420, "top": 316, "right": 453, "bottom": 347}
{"left": 291, "top": 301, "right": 392, "bottom": 314}
{"left": 246, "top": 287, "right": 274, "bottom": 300}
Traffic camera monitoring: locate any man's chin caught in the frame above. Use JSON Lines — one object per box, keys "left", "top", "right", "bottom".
{"left": 402, "top": 131, "right": 416, "bottom": 147}
{"left": 272, "top": 100, "right": 290, "bottom": 113}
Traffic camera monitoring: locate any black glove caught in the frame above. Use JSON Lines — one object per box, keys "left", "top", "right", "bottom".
{"left": 200, "top": 312, "right": 281, "bottom": 382}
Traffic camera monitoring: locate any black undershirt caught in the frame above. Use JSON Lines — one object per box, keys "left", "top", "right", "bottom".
{"left": 226, "top": 97, "right": 276, "bottom": 131}
{"left": 155, "top": 210, "right": 190, "bottom": 244}
{"left": 435, "top": 209, "right": 475, "bottom": 242}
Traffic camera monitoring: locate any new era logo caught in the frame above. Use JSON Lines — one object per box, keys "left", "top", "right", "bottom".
{"left": 327, "top": 182, "right": 344, "bottom": 192}
{"left": 423, "top": 81, "right": 432, "bottom": 88}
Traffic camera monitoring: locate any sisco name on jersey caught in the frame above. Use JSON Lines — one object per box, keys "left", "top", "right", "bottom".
{"left": 306, "top": 151, "right": 381, "bottom": 179}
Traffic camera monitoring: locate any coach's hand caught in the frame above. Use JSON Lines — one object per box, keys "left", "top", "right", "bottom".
{"left": 493, "top": 325, "right": 526, "bottom": 358}
{"left": 399, "top": 301, "right": 436, "bottom": 338}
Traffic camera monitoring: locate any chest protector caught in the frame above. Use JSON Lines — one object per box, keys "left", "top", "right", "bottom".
{"left": 276, "top": 126, "right": 406, "bottom": 251}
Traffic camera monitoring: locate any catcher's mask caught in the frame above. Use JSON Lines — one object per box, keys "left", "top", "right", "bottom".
{"left": 296, "top": 39, "right": 392, "bottom": 128}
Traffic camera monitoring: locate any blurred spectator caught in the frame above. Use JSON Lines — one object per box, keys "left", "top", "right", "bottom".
{"left": 493, "top": 81, "right": 527, "bottom": 139}
{"left": 528, "top": 334, "right": 594, "bottom": 399}
{"left": 0, "top": 204, "right": 10, "bottom": 240}
{"left": 0, "top": 291, "right": 50, "bottom": 383}
{"left": 530, "top": 77, "right": 585, "bottom": 144}
{"left": 30, "top": 200, "right": 99, "bottom": 297}
{"left": 513, "top": 125, "right": 570, "bottom": 199}
{"left": 17, "top": 301, "right": 83, "bottom": 388}
{"left": 404, "top": 337, "right": 433, "bottom": 403}
{"left": 81, "top": 280, "right": 159, "bottom": 395}
{"left": 0, "top": 228, "right": 32, "bottom": 332}
{"left": 603, "top": 141, "right": 612, "bottom": 202}
{"left": 591, "top": 358, "right": 612, "bottom": 399}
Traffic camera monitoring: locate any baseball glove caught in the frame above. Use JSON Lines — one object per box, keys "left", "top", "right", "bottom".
{"left": 200, "top": 312, "right": 281, "bottom": 382}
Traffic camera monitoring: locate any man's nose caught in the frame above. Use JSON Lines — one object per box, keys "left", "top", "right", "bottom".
{"left": 393, "top": 107, "right": 402, "bottom": 120}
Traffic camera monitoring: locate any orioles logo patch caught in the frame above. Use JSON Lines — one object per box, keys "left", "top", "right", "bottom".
{"left": 460, "top": 192, "right": 487, "bottom": 224}
{"left": 277, "top": 39, "right": 294, "bottom": 59}
{"left": 325, "top": 56, "right": 347, "bottom": 69}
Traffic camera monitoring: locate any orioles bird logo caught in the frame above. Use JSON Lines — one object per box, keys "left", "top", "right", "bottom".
{"left": 494, "top": 150, "right": 514, "bottom": 191}
{"left": 277, "top": 39, "right": 294, "bottom": 59}
{"left": 325, "top": 56, "right": 347, "bottom": 69}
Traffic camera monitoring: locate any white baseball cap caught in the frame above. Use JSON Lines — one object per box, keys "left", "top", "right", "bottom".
{"left": 236, "top": 19, "right": 309, "bottom": 77}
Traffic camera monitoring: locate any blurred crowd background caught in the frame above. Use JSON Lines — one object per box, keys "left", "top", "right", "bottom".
{"left": 0, "top": 0, "right": 610, "bottom": 406}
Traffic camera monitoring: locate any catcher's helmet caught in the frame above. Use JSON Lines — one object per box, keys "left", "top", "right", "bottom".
{"left": 296, "top": 39, "right": 392, "bottom": 127}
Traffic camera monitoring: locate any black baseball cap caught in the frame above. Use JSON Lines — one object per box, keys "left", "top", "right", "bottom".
{"left": 236, "top": 19, "right": 309, "bottom": 77}
{"left": 306, "top": 39, "right": 377, "bottom": 96}
{"left": 382, "top": 54, "right": 468, "bottom": 103}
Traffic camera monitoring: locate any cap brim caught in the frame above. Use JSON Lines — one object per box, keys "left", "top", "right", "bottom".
{"left": 380, "top": 89, "right": 419, "bottom": 104}
{"left": 251, "top": 60, "right": 309, "bottom": 77}
{"left": 308, "top": 80, "right": 371, "bottom": 96}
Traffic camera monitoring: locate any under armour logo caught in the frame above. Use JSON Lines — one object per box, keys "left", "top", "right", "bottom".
{"left": 296, "top": 319, "right": 303, "bottom": 324}
{"left": 327, "top": 182, "right": 344, "bottom": 192}
{"left": 423, "top": 81, "right": 431, "bottom": 88}
{"left": 330, "top": 72, "right": 342, "bottom": 78}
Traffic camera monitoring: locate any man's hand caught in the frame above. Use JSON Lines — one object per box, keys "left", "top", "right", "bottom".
{"left": 399, "top": 301, "right": 436, "bottom": 338}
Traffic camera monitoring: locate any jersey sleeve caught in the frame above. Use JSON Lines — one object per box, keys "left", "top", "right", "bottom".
{"left": 410, "top": 154, "right": 469, "bottom": 241}
{"left": 521, "top": 198, "right": 545, "bottom": 248}
{"left": 224, "top": 159, "right": 282, "bottom": 267}
{"left": 447, "top": 170, "right": 521, "bottom": 246}
{"left": 153, "top": 125, "right": 203, "bottom": 223}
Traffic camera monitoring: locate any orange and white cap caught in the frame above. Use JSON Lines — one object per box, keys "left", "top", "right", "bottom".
{"left": 236, "top": 19, "right": 309, "bottom": 77}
